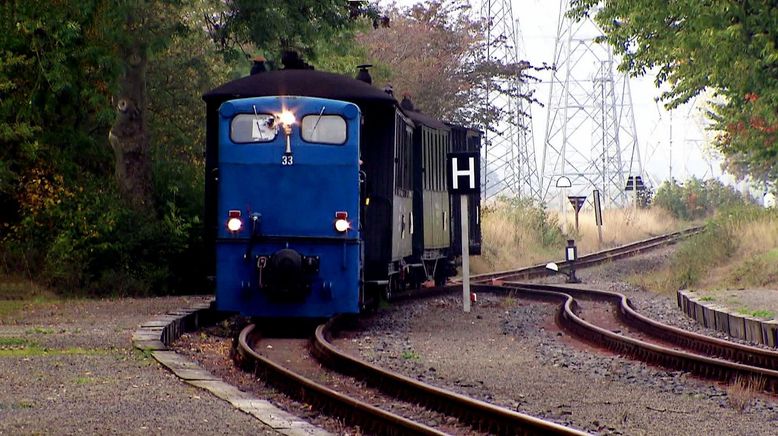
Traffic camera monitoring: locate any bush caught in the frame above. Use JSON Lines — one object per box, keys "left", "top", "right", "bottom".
{"left": 1, "top": 171, "right": 204, "bottom": 297}
{"left": 652, "top": 178, "right": 750, "bottom": 220}
{"left": 669, "top": 203, "right": 770, "bottom": 290}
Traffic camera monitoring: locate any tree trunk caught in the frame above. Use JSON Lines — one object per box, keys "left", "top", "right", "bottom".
{"left": 109, "top": 45, "right": 152, "bottom": 209}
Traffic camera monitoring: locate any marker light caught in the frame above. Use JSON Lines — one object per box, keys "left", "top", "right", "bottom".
{"left": 227, "top": 210, "right": 242, "bottom": 232}
{"left": 279, "top": 110, "right": 296, "bottom": 126}
{"left": 334, "top": 211, "right": 350, "bottom": 232}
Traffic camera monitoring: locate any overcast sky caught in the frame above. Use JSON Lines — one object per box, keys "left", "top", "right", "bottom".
{"left": 389, "top": 0, "right": 726, "bottom": 188}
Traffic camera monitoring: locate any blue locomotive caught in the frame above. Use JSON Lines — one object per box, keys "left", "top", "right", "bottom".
{"left": 203, "top": 61, "right": 481, "bottom": 318}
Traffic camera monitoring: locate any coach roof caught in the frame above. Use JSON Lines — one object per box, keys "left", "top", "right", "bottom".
{"left": 203, "top": 69, "right": 397, "bottom": 104}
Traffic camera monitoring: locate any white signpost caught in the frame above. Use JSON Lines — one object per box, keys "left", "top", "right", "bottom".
{"left": 447, "top": 152, "right": 480, "bottom": 313}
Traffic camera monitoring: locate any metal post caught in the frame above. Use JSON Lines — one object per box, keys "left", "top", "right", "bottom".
{"left": 574, "top": 209, "right": 579, "bottom": 233}
{"left": 461, "top": 195, "right": 470, "bottom": 313}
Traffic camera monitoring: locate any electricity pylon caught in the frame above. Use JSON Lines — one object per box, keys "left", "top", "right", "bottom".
{"left": 541, "top": 0, "right": 642, "bottom": 208}
{"left": 480, "top": 0, "right": 540, "bottom": 201}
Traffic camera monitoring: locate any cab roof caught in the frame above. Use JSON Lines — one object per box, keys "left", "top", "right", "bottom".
{"left": 203, "top": 69, "right": 397, "bottom": 104}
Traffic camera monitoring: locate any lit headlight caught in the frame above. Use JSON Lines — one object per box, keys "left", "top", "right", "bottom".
{"left": 334, "top": 219, "right": 350, "bottom": 232}
{"left": 279, "top": 110, "right": 295, "bottom": 126}
{"left": 334, "top": 211, "right": 350, "bottom": 232}
{"left": 227, "top": 218, "right": 242, "bottom": 232}
{"left": 227, "top": 210, "right": 242, "bottom": 233}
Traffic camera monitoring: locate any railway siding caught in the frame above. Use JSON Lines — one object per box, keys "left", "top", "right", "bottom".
{"left": 679, "top": 289, "right": 778, "bottom": 347}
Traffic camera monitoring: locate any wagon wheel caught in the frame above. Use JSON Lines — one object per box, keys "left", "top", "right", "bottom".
{"left": 385, "top": 274, "right": 399, "bottom": 302}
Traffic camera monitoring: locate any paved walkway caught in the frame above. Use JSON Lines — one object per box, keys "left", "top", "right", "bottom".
{"left": 690, "top": 288, "right": 778, "bottom": 320}
{"left": 0, "top": 296, "right": 279, "bottom": 435}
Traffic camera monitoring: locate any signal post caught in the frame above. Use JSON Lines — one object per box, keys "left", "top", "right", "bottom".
{"left": 447, "top": 152, "right": 480, "bottom": 313}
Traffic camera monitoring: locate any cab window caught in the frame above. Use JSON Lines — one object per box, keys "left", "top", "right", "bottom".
{"left": 230, "top": 114, "right": 277, "bottom": 143}
{"left": 301, "top": 115, "right": 347, "bottom": 145}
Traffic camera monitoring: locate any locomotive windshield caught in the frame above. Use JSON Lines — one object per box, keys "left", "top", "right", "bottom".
{"left": 301, "top": 114, "right": 347, "bottom": 145}
{"left": 230, "top": 114, "right": 277, "bottom": 143}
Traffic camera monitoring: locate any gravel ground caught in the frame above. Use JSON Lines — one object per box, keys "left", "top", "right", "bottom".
{"left": 10, "top": 244, "right": 774, "bottom": 435}
{"left": 0, "top": 296, "right": 278, "bottom": 435}
{"left": 333, "top": 247, "right": 778, "bottom": 435}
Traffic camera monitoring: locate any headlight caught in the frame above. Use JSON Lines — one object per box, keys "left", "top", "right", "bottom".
{"left": 279, "top": 110, "right": 295, "bottom": 126}
{"left": 334, "top": 219, "right": 350, "bottom": 232}
{"left": 334, "top": 211, "right": 350, "bottom": 232}
{"left": 227, "top": 210, "right": 242, "bottom": 233}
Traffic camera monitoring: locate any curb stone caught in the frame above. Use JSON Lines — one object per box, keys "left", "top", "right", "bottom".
{"left": 678, "top": 289, "right": 778, "bottom": 347}
{"left": 132, "top": 299, "right": 330, "bottom": 436}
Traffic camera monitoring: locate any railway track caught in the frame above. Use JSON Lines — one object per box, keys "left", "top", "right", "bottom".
{"left": 234, "top": 320, "right": 588, "bottom": 435}
{"left": 473, "top": 282, "right": 778, "bottom": 394}
{"left": 469, "top": 226, "right": 703, "bottom": 284}
{"left": 226, "top": 226, "right": 722, "bottom": 433}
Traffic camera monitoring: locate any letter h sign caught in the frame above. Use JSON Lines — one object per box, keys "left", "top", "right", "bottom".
{"left": 446, "top": 151, "right": 480, "bottom": 195}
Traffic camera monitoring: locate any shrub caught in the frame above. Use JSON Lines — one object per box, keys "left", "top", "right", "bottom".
{"left": 652, "top": 177, "right": 751, "bottom": 220}
{"left": 1, "top": 171, "right": 204, "bottom": 297}
{"left": 669, "top": 203, "right": 772, "bottom": 290}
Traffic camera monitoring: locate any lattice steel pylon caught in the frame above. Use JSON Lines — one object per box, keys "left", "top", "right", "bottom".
{"left": 480, "top": 0, "right": 541, "bottom": 201}
{"left": 540, "top": 0, "right": 642, "bottom": 208}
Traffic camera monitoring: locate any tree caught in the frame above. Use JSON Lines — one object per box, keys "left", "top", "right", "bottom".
{"left": 204, "top": 0, "right": 380, "bottom": 66}
{"left": 570, "top": 1, "right": 778, "bottom": 183}
{"left": 355, "top": 1, "right": 544, "bottom": 129}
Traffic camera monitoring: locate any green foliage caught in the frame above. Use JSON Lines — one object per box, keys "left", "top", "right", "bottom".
{"left": 209, "top": 0, "right": 365, "bottom": 64}
{"left": 0, "top": 337, "right": 32, "bottom": 347}
{"left": 401, "top": 349, "right": 420, "bottom": 361}
{"left": 728, "top": 248, "right": 778, "bottom": 288}
{"left": 652, "top": 178, "right": 749, "bottom": 220}
{"left": 0, "top": 1, "right": 118, "bottom": 229}
{"left": 672, "top": 220, "right": 737, "bottom": 289}
{"left": 0, "top": 0, "right": 230, "bottom": 296}
{"left": 6, "top": 182, "right": 192, "bottom": 296}
{"left": 0, "top": 0, "right": 378, "bottom": 296}
{"left": 669, "top": 204, "right": 769, "bottom": 289}
{"left": 569, "top": 1, "right": 778, "bottom": 183}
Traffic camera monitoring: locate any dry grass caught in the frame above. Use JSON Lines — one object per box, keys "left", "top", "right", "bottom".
{"left": 471, "top": 202, "right": 683, "bottom": 274}
{"left": 627, "top": 268, "right": 678, "bottom": 296}
{"left": 730, "top": 216, "right": 778, "bottom": 258}
{"left": 696, "top": 211, "right": 778, "bottom": 290}
{"left": 727, "top": 375, "right": 766, "bottom": 411}
{"left": 554, "top": 207, "right": 681, "bottom": 255}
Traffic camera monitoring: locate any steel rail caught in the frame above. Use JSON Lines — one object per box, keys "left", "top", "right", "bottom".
{"left": 515, "top": 282, "right": 778, "bottom": 371}
{"left": 313, "top": 317, "right": 589, "bottom": 436}
{"left": 474, "top": 283, "right": 778, "bottom": 393}
{"left": 236, "top": 323, "right": 447, "bottom": 435}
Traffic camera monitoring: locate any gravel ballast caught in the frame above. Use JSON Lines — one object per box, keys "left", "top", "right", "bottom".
{"left": 0, "top": 296, "right": 278, "bottom": 435}
{"left": 5, "top": 244, "right": 778, "bottom": 435}
{"left": 333, "top": 248, "right": 778, "bottom": 435}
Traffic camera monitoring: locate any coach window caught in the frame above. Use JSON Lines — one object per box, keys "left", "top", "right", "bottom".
{"left": 231, "top": 114, "right": 277, "bottom": 143}
{"left": 301, "top": 115, "right": 347, "bottom": 144}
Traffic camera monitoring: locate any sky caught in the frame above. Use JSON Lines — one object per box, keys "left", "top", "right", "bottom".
{"left": 388, "top": 0, "right": 732, "bottom": 192}
{"left": 516, "top": 0, "right": 721, "bottom": 186}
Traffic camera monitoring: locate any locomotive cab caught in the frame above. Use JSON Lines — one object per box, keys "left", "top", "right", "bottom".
{"left": 213, "top": 96, "right": 362, "bottom": 318}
